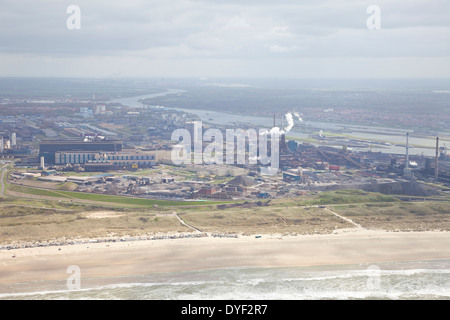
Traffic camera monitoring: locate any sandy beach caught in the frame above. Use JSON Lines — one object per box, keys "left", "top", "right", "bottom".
{"left": 1, "top": 229, "right": 450, "bottom": 287}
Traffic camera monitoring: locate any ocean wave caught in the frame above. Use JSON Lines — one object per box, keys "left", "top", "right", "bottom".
{"left": 281, "top": 268, "right": 450, "bottom": 282}
{"left": 2, "top": 264, "right": 450, "bottom": 300}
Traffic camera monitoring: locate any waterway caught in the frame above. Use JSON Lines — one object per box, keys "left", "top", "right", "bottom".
{"left": 112, "top": 90, "right": 448, "bottom": 157}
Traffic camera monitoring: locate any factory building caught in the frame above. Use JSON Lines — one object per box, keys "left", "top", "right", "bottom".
{"left": 39, "top": 139, "right": 123, "bottom": 164}
{"left": 0, "top": 136, "right": 11, "bottom": 153}
{"left": 55, "top": 149, "right": 157, "bottom": 165}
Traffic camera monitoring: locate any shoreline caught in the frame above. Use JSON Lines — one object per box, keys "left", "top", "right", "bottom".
{"left": 1, "top": 229, "right": 450, "bottom": 287}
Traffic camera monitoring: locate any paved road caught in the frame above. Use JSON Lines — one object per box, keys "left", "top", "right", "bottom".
{"left": 0, "top": 164, "right": 8, "bottom": 197}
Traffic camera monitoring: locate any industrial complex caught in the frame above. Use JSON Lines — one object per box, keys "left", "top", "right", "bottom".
{"left": 1, "top": 90, "right": 449, "bottom": 203}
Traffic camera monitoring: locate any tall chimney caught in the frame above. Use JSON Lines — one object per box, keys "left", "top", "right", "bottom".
{"left": 435, "top": 137, "right": 439, "bottom": 181}
{"left": 405, "top": 132, "right": 409, "bottom": 169}
{"left": 11, "top": 132, "right": 16, "bottom": 146}
{"left": 273, "top": 114, "right": 276, "bottom": 128}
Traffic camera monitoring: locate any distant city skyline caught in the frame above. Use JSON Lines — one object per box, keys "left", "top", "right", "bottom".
{"left": 0, "top": 0, "right": 449, "bottom": 79}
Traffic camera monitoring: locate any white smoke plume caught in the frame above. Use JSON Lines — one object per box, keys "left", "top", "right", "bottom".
{"left": 259, "top": 127, "right": 283, "bottom": 136}
{"left": 270, "top": 127, "right": 284, "bottom": 135}
{"left": 293, "top": 112, "right": 303, "bottom": 122}
{"left": 284, "top": 112, "right": 294, "bottom": 133}
{"left": 261, "top": 111, "right": 304, "bottom": 136}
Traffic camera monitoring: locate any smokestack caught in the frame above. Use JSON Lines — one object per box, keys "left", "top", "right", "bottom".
{"left": 273, "top": 114, "right": 276, "bottom": 128}
{"left": 40, "top": 156, "right": 45, "bottom": 170}
{"left": 435, "top": 137, "right": 439, "bottom": 181}
{"left": 11, "top": 133, "right": 16, "bottom": 147}
{"left": 405, "top": 132, "right": 409, "bottom": 169}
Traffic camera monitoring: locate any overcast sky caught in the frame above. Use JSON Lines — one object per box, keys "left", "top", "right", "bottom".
{"left": 0, "top": 0, "right": 449, "bottom": 79}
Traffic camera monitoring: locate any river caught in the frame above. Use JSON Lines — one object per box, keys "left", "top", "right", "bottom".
{"left": 111, "top": 90, "right": 447, "bottom": 157}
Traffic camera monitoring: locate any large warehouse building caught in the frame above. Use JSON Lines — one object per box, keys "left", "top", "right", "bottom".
{"left": 39, "top": 139, "right": 159, "bottom": 171}
{"left": 39, "top": 139, "right": 123, "bottom": 164}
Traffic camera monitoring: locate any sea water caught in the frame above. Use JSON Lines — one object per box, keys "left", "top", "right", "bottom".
{"left": 1, "top": 259, "right": 449, "bottom": 300}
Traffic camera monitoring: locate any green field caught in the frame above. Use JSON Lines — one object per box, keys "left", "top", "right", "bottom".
{"left": 5, "top": 180, "right": 237, "bottom": 207}
{"left": 57, "top": 190, "right": 209, "bottom": 206}
{"left": 302, "top": 189, "right": 399, "bottom": 205}
{"left": 7, "top": 184, "right": 72, "bottom": 199}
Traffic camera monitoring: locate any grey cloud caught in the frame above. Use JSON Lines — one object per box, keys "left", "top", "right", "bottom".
{"left": 0, "top": 0, "right": 448, "bottom": 78}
